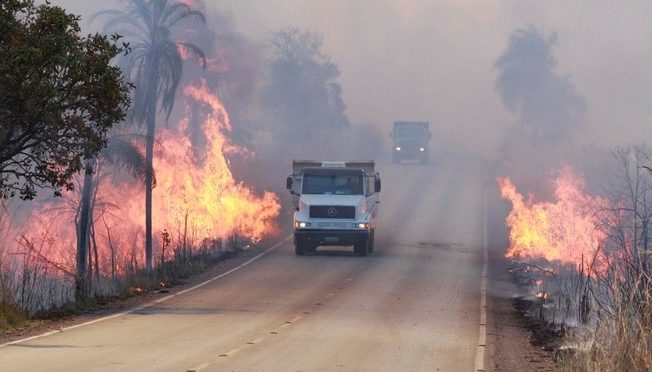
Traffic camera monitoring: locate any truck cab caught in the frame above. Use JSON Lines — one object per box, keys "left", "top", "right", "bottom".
{"left": 286, "top": 161, "right": 381, "bottom": 256}
{"left": 391, "top": 121, "right": 431, "bottom": 164}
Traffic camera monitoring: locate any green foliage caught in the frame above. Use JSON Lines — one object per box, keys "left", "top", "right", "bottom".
{"left": 101, "top": 136, "right": 149, "bottom": 183}
{"left": 0, "top": 0, "right": 131, "bottom": 200}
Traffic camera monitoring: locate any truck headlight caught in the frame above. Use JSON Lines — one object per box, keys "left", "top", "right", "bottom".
{"left": 295, "top": 221, "right": 311, "bottom": 228}
{"left": 395, "top": 146, "right": 401, "bottom": 151}
{"left": 419, "top": 147, "right": 425, "bottom": 152}
{"left": 353, "top": 223, "right": 369, "bottom": 229}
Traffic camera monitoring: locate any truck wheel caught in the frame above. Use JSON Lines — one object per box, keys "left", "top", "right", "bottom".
{"left": 308, "top": 244, "right": 318, "bottom": 255}
{"left": 354, "top": 240, "right": 368, "bottom": 256}
{"left": 368, "top": 230, "right": 375, "bottom": 253}
{"left": 295, "top": 241, "right": 305, "bottom": 256}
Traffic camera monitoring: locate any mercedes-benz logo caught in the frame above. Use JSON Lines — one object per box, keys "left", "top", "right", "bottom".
{"left": 327, "top": 207, "right": 338, "bottom": 217}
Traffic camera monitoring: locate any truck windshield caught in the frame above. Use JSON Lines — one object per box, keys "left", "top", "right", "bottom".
{"left": 303, "top": 174, "right": 363, "bottom": 195}
{"left": 395, "top": 127, "right": 426, "bottom": 139}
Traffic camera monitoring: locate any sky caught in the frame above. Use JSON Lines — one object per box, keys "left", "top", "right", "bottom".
{"left": 56, "top": 0, "right": 652, "bottom": 158}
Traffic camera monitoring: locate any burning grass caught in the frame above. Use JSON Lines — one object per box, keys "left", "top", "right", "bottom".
{"left": 498, "top": 166, "right": 608, "bottom": 272}
{"left": 499, "top": 149, "right": 652, "bottom": 371}
{"left": 0, "top": 80, "right": 281, "bottom": 329}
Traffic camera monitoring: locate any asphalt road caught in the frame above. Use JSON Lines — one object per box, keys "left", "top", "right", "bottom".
{"left": 0, "top": 155, "right": 488, "bottom": 372}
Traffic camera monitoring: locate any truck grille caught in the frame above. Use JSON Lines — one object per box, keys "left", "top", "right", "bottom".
{"left": 309, "top": 206, "right": 355, "bottom": 219}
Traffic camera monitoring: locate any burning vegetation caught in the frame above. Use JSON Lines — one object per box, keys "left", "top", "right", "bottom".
{"left": 0, "top": 0, "right": 283, "bottom": 319}
{"left": 498, "top": 166, "right": 608, "bottom": 273}
{"left": 498, "top": 149, "right": 652, "bottom": 370}
{"left": 0, "top": 77, "right": 281, "bottom": 313}
{"left": 0, "top": 0, "right": 374, "bottom": 326}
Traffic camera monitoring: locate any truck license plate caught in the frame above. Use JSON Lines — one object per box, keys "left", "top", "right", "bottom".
{"left": 325, "top": 237, "right": 339, "bottom": 243}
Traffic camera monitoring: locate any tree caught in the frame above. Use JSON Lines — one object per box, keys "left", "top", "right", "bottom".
{"left": 96, "top": 0, "right": 205, "bottom": 271}
{"left": 495, "top": 26, "right": 585, "bottom": 144}
{"left": 76, "top": 134, "right": 148, "bottom": 299}
{"left": 262, "top": 28, "right": 349, "bottom": 141}
{"left": 0, "top": 0, "right": 131, "bottom": 200}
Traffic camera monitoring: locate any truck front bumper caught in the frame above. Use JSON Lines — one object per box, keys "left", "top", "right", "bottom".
{"left": 393, "top": 149, "right": 428, "bottom": 161}
{"left": 294, "top": 229, "right": 370, "bottom": 246}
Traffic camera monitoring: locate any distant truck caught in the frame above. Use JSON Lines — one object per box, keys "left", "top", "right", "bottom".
{"left": 390, "top": 121, "right": 431, "bottom": 164}
{"left": 286, "top": 160, "right": 381, "bottom": 256}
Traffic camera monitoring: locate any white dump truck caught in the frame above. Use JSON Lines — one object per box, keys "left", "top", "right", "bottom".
{"left": 286, "top": 160, "right": 381, "bottom": 256}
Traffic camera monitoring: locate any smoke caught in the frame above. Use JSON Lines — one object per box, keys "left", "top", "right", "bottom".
{"left": 261, "top": 28, "right": 350, "bottom": 141}
{"left": 19, "top": 1, "right": 652, "bottom": 235}
{"left": 493, "top": 26, "right": 610, "bottom": 200}
{"left": 495, "top": 26, "right": 586, "bottom": 145}
{"left": 230, "top": 27, "right": 386, "bottom": 225}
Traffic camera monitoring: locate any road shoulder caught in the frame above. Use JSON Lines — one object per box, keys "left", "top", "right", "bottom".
{"left": 485, "top": 250, "right": 554, "bottom": 371}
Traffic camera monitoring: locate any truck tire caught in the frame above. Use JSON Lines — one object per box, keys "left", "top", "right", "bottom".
{"left": 295, "top": 241, "right": 305, "bottom": 256}
{"left": 368, "top": 230, "right": 375, "bottom": 253}
{"left": 308, "top": 244, "right": 318, "bottom": 255}
{"left": 354, "top": 240, "right": 368, "bottom": 256}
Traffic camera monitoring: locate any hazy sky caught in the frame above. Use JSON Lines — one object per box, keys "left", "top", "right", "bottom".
{"left": 57, "top": 1, "right": 652, "bottom": 157}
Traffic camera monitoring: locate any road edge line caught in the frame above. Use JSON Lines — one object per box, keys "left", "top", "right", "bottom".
{"left": 474, "top": 191, "right": 488, "bottom": 371}
{"left": 0, "top": 236, "right": 292, "bottom": 348}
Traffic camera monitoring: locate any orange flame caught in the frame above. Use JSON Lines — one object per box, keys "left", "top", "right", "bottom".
{"left": 150, "top": 81, "right": 280, "bottom": 242}
{"left": 498, "top": 166, "right": 608, "bottom": 273}
{"left": 5, "top": 80, "right": 280, "bottom": 278}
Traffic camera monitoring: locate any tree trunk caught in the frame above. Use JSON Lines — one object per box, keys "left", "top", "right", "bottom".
{"left": 102, "top": 215, "right": 116, "bottom": 279}
{"left": 183, "top": 210, "right": 188, "bottom": 261}
{"left": 76, "top": 159, "right": 95, "bottom": 300}
{"left": 144, "top": 55, "right": 160, "bottom": 273}
{"left": 91, "top": 219, "right": 100, "bottom": 281}
{"left": 91, "top": 174, "right": 101, "bottom": 281}
{"left": 145, "top": 119, "right": 154, "bottom": 272}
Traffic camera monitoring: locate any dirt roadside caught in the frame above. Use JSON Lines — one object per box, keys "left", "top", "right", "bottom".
{"left": 485, "top": 249, "right": 555, "bottom": 371}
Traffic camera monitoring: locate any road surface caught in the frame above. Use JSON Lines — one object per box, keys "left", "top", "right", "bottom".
{"left": 0, "top": 156, "right": 488, "bottom": 371}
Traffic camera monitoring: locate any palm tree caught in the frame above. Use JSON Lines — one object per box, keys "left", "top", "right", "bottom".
{"left": 76, "top": 135, "right": 149, "bottom": 299}
{"left": 96, "top": 0, "right": 205, "bottom": 271}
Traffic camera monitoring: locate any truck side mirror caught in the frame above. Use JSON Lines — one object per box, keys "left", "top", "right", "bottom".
{"left": 286, "top": 176, "right": 293, "bottom": 191}
{"left": 389, "top": 131, "right": 393, "bottom": 139}
{"left": 428, "top": 132, "right": 432, "bottom": 140}
{"left": 375, "top": 178, "right": 382, "bottom": 192}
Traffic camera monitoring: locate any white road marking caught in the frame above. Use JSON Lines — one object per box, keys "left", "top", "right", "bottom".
{"left": 186, "top": 362, "right": 210, "bottom": 371}
{"left": 247, "top": 337, "right": 265, "bottom": 345}
{"left": 0, "top": 236, "right": 292, "bottom": 348}
{"left": 224, "top": 347, "right": 241, "bottom": 356}
{"left": 474, "top": 191, "right": 488, "bottom": 371}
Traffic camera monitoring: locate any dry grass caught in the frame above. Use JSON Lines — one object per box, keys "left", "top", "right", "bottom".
{"left": 555, "top": 146, "right": 652, "bottom": 371}
{"left": 0, "top": 225, "right": 252, "bottom": 331}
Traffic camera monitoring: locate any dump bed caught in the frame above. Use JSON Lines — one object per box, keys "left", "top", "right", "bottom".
{"left": 292, "top": 160, "right": 375, "bottom": 175}
{"left": 393, "top": 121, "right": 429, "bottom": 131}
